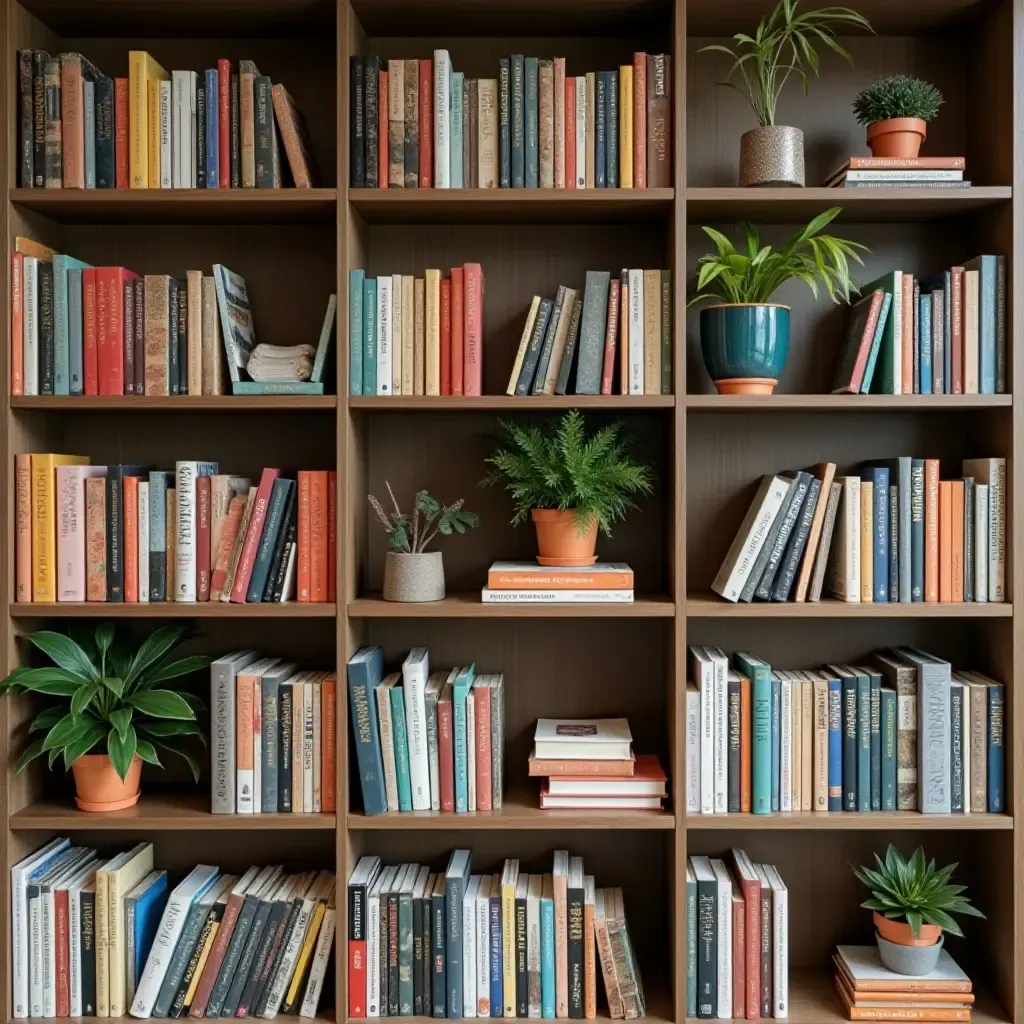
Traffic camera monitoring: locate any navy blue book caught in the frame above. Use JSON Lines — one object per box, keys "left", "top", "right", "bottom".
{"left": 246, "top": 478, "right": 293, "bottom": 602}
{"left": 861, "top": 466, "right": 889, "bottom": 602}
{"left": 595, "top": 74, "right": 607, "bottom": 188}
{"left": 94, "top": 76, "right": 115, "bottom": 187}
{"left": 604, "top": 70, "right": 619, "bottom": 187}
{"left": 511, "top": 55, "right": 525, "bottom": 188}
{"left": 888, "top": 483, "right": 899, "bottom": 603}
{"left": 205, "top": 69, "right": 219, "bottom": 189}
{"left": 988, "top": 680, "right": 1005, "bottom": 812}
{"left": 910, "top": 459, "right": 925, "bottom": 601}
{"left": 499, "top": 57, "right": 511, "bottom": 188}
{"left": 770, "top": 672, "right": 781, "bottom": 812}
{"left": 346, "top": 647, "right": 388, "bottom": 815}
{"left": 445, "top": 851, "right": 471, "bottom": 1018}
{"left": 523, "top": 58, "right": 539, "bottom": 188}
{"left": 196, "top": 81, "right": 206, "bottom": 187}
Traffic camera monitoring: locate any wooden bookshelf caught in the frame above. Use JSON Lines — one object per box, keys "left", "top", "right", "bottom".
{"left": 1, "top": 0, "right": 1020, "bottom": 1022}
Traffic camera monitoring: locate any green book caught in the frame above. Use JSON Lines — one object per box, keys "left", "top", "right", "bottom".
{"left": 389, "top": 684, "right": 413, "bottom": 812}
{"left": 452, "top": 665, "right": 475, "bottom": 813}
{"left": 862, "top": 270, "right": 903, "bottom": 395}
{"left": 880, "top": 686, "right": 897, "bottom": 811}
{"left": 362, "top": 275, "right": 377, "bottom": 396}
{"left": 734, "top": 651, "right": 772, "bottom": 814}
{"left": 349, "top": 269, "right": 364, "bottom": 395}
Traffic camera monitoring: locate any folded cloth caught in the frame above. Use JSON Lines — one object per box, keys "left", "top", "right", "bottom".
{"left": 246, "top": 343, "right": 316, "bottom": 381}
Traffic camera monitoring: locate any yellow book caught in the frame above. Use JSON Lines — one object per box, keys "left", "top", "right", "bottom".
{"left": 31, "top": 453, "right": 89, "bottom": 603}
{"left": 286, "top": 889, "right": 329, "bottom": 1008}
{"left": 619, "top": 65, "right": 633, "bottom": 189}
{"left": 643, "top": 269, "right": 661, "bottom": 394}
{"left": 860, "top": 479, "right": 874, "bottom": 602}
{"left": 128, "top": 51, "right": 168, "bottom": 188}
{"left": 106, "top": 844, "right": 155, "bottom": 1016}
{"left": 184, "top": 921, "right": 219, "bottom": 1006}
{"left": 501, "top": 860, "right": 519, "bottom": 1016}
{"left": 425, "top": 269, "right": 441, "bottom": 396}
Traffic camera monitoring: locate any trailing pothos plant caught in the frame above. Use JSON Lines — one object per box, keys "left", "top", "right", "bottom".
{"left": 0, "top": 622, "right": 209, "bottom": 782}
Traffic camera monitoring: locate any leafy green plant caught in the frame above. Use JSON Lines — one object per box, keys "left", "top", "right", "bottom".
{"left": 0, "top": 623, "right": 208, "bottom": 782}
{"left": 853, "top": 845, "right": 985, "bottom": 938}
{"left": 688, "top": 207, "right": 866, "bottom": 306}
{"left": 853, "top": 75, "right": 943, "bottom": 125}
{"left": 482, "top": 411, "right": 654, "bottom": 536}
{"left": 699, "top": 0, "right": 872, "bottom": 127}
{"left": 369, "top": 484, "right": 480, "bottom": 553}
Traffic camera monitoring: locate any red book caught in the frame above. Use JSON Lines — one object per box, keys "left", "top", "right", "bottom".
{"left": 197, "top": 475, "right": 212, "bottom": 601}
{"left": 565, "top": 76, "right": 576, "bottom": 190}
{"left": 439, "top": 278, "right": 452, "bottom": 395}
{"left": 462, "top": 263, "right": 483, "bottom": 396}
{"left": 730, "top": 852, "right": 761, "bottom": 1019}
{"left": 297, "top": 471, "right": 311, "bottom": 602}
{"left": 115, "top": 78, "right": 129, "bottom": 187}
{"left": 124, "top": 475, "right": 139, "bottom": 602}
{"left": 96, "top": 267, "right": 139, "bottom": 395}
{"left": 310, "top": 470, "right": 328, "bottom": 602}
{"left": 950, "top": 266, "right": 964, "bottom": 394}
{"left": 418, "top": 59, "right": 432, "bottom": 188}
{"left": 82, "top": 268, "right": 99, "bottom": 395}
{"left": 600, "top": 280, "right": 621, "bottom": 395}
{"left": 230, "top": 468, "right": 281, "bottom": 602}
{"left": 438, "top": 686, "right": 455, "bottom": 811}
{"left": 378, "top": 71, "right": 389, "bottom": 189}
{"left": 474, "top": 680, "right": 492, "bottom": 811}
{"left": 732, "top": 893, "right": 746, "bottom": 1018}
{"left": 327, "top": 470, "right": 337, "bottom": 602}
{"left": 218, "top": 58, "right": 231, "bottom": 187}
{"left": 11, "top": 253, "right": 23, "bottom": 396}
{"left": 633, "top": 52, "right": 647, "bottom": 188}
{"left": 348, "top": 931, "right": 368, "bottom": 1018}
{"left": 55, "top": 887, "right": 70, "bottom": 1017}
{"left": 450, "top": 266, "right": 465, "bottom": 395}
{"left": 321, "top": 675, "right": 336, "bottom": 812}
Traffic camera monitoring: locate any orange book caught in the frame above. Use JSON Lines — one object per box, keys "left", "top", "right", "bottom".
{"left": 901, "top": 273, "right": 914, "bottom": 394}
{"left": 15, "top": 454, "right": 32, "bottom": 602}
{"left": 583, "top": 884, "right": 596, "bottom": 1019}
{"left": 115, "top": 78, "right": 129, "bottom": 187}
{"left": 528, "top": 757, "right": 634, "bottom": 777}
{"left": 450, "top": 265, "right": 464, "bottom": 396}
{"left": 378, "top": 71, "right": 388, "bottom": 188}
{"left": 834, "top": 975, "right": 971, "bottom": 1021}
{"left": 236, "top": 671, "right": 256, "bottom": 812}
{"left": 487, "top": 564, "right": 633, "bottom": 589}
{"left": 321, "top": 675, "right": 336, "bottom": 812}
{"left": 123, "top": 476, "right": 139, "bottom": 602}
{"left": 565, "top": 76, "right": 576, "bottom": 190}
{"left": 632, "top": 52, "right": 647, "bottom": 188}
{"left": 309, "top": 470, "right": 329, "bottom": 602}
{"left": 462, "top": 263, "right": 484, "bottom": 396}
{"left": 11, "top": 253, "right": 24, "bottom": 396}
{"left": 297, "top": 471, "right": 312, "bottom": 602}
{"left": 950, "top": 479, "right": 964, "bottom": 601}
{"left": 86, "top": 477, "right": 106, "bottom": 601}
{"left": 938, "top": 480, "right": 952, "bottom": 602}
{"left": 210, "top": 495, "right": 245, "bottom": 601}
{"left": 924, "top": 459, "right": 940, "bottom": 602}
{"left": 327, "top": 470, "right": 337, "bottom": 603}
{"left": 60, "top": 54, "right": 85, "bottom": 188}
{"left": 230, "top": 467, "right": 280, "bottom": 603}
{"left": 440, "top": 277, "right": 452, "bottom": 396}
{"left": 740, "top": 675, "right": 751, "bottom": 812}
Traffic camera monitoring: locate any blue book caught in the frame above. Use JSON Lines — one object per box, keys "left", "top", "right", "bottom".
{"left": 67, "top": 267, "right": 87, "bottom": 395}
{"left": 865, "top": 668, "right": 881, "bottom": 810}
{"left": 498, "top": 58, "right": 511, "bottom": 188}
{"left": 346, "top": 648, "right": 387, "bottom": 815}
{"left": 943, "top": 269, "right": 953, "bottom": 392}
{"left": 349, "top": 269, "right": 364, "bottom": 395}
{"left": 230, "top": 380, "right": 325, "bottom": 395}
{"left": 826, "top": 672, "right": 843, "bottom": 811}
{"left": 540, "top": 883, "right": 555, "bottom": 1018}
{"left": 205, "top": 69, "right": 219, "bottom": 189}
{"left": 880, "top": 687, "right": 897, "bottom": 810}
{"left": 770, "top": 672, "right": 781, "bottom": 812}
{"left": 389, "top": 683, "right": 413, "bottom": 812}
{"left": 83, "top": 80, "right": 96, "bottom": 188}
{"left": 53, "top": 256, "right": 89, "bottom": 396}
{"left": 524, "top": 58, "right": 539, "bottom": 188}
{"left": 919, "top": 295, "right": 932, "bottom": 394}
{"left": 859, "top": 291, "right": 892, "bottom": 393}
{"left": 246, "top": 478, "right": 292, "bottom": 602}
{"left": 861, "top": 466, "right": 889, "bottom": 602}
{"left": 128, "top": 870, "right": 168, "bottom": 993}
{"left": 362, "top": 276, "right": 377, "bottom": 396}
{"left": 734, "top": 652, "right": 771, "bottom": 814}
{"left": 451, "top": 71, "right": 465, "bottom": 189}
{"left": 595, "top": 74, "right": 607, "bottom": 188}
{"left": 856, "top": 669, "right": 871, "bottom": 812}
{"left": 445, "top": 851, "right": 471, "bottom": 1019}
{"left": 604, "top": 70, "right": 619, "bottom": 187}
{"left": 965, "top": 255, "right": 998, "bottom": 394}
{"left": 489, "top": 886, "right": 503, "bottom": 1016}
{"left": 910, "top": 459, "right": 925, "bottom": 601}
{"left": 452, "top": 665, "right": 475, "bottom": 812}
{"left": 510, "top": 57, "right": 524, "bottom": 188}
{"left": 988, "top": 681, "right": 1005, "bottom": 812}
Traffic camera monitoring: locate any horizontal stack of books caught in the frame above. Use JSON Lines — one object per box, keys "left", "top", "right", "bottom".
{"left": 15, "top": 458, "right": 336, "bottom": 605}
{"left": 687, "top": 851, "right": 788, "bottom": 1020}
{"left": 17, "top": 50, "right": 316, "bottom": 189}
{"left": 350, "top": 51, "right": 671, "bottom": 190}
{"left": 832, "top": 255, "right": 1006, "bottom": 396}
{"left": 712, "top": 457, "right": 1005, "bottom": 605}
{"left": 348, "top": 265, "right": 484, "bottom": 397}
{"left": 826, "top": 156, "right": 968, "bottom": 189}
{"left": 529, "top": 718, "right": 665, "bottom": 810}
{"left": 833, "top": 945, "right": 975, "bottom": 1021}
{"left": 348, "top": 850, "right": 644, "bottom": 1020}
{"left": 482, "top": 561, "right": 635, "bottom": 604}
{"left": 11, "top": 840, "right": 336, "bottom": 1021}
{"left": 210, "top": 652, "right": 336, "bottom": 814}
{"left": 348, "top": 647, "right": 506, "bottom": 816}
{"left": 685, "top": 646, "right": 1005, "bottom": 816}
{"left": 506, "top": 270, "right": 671, "bottom": 398}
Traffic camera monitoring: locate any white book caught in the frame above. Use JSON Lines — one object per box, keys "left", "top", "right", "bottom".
{"left": 963, "top": 459, "right": 1005, "bottom": 600}
{"left": 533, "top": 718, "right": 632, "bottom": 760}
{"left": 171, "top": 71, "right": 187, "bottom": 187}
{"left": 376, "top": 275, "right": 392, "bottom": 395}
{"left": 23, "top": 256, "right": 39, "bottom": 395}
{"left": 467, "top": 685, "right": 477, "bottom": 810}
{"left": 159, "top": 79, "right": 172, "bottom": 189}
{"left": 475, "top": 876, "right": 492, "bottom": 1016}
{"left": 174, "top": 460, "right": 217, "bottom": 602}
{"left": 685, "top": 684, "right": 700, "bottom": 814}
{"left": 974, "top": 483, "right": 989, "bottom": 601}
{"left": 138, "top": 481, "right": 150, "bottom": 602}
{"left": 963, "top": 269, "right": 980, "bottom": 394}
{"left": 526, "top": 873, "right": 542, "bottom": 1017}
{"left": 711, "top": 474, "right": 791, "bottom": 601}
{"left": 188, "top": 71, "right": 198, "bottom": 188}
{"left": 299, "top": 882, "right": 337, "bottom": 1017}
{"left": 402, "top": 648, "right": 432, "bottom": 810}
{"left": 710, "top": 859, "right": 733, "bottom": 1019}
{"left": 836, "top": 944, "right": 970, "bottom": 986}
{"left": 706, "top": 647, "right": 729, "bottom": 814}
{"left": 779, "top": 675, "right": 793, "bottom": 811}
{"left": 366, "top": 870, "right": 386, "bottom": 1017}
{"left": 480, "top": 588, "right": 634, "bottom": 603}
{"left": 303, "top": 679, "right": 315, "bottom": 812}
{"left": 688, "top": 646, "right": 715, "bottom": 814}
{"left": 391, "top": 273, "right": 403, "bottom": 395}
{"left": 463, "top": 875, "right": 480, "bottom": 1017}
{"left": 575, "top": 78, "right": 586, "bottom": 188}
{"left": 627, "top": 268, "right": 644, "bottom": 394}
{"left": 883, "top": 270, "right": 903, "bottom": 394}
{"left": 279, "top": 541, "right": 297, "bottom": 602}
{"left": 376, "top": 675, "right": 400, "bottom": 811}
{"left": 56, "top": 465, "right": 105, "bottom": 601}
{"left": 434, "top": 50, "right": 452, "bottom": 187}
{"left": 764, "top": 865, "right": 789, "bottom": 1018}
{"left": 129, "top": 865, "right": 219, "bottom": 1017}
{"left": 830, "top": 476, "right": 861, "bottom": 601}
{"left": 209, "top": 650, "right": 260, "bottom": 813}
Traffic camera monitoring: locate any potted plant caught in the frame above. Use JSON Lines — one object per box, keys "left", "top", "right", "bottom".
{"left": 853, "top": 845, "right": 985, "bottom": 977}
{"left": 853, "top": 75, "right": 944, "bottom": 159}
{"left": 0, "top": 623, "right": 208, "bottom": 812}
{"left": 482, "top": 411, "right": 653, "bottom": 566}
{"left": 699, "top": 0, "right": 872, "bottom": 186}
{"left": 689, "top": 208, "right": 866, "bottom": 394}
{"left": 369, "top": 484, "right": 480, "bottom": 602}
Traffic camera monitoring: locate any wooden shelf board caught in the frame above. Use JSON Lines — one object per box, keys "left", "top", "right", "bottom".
{"left": 686, "top": 811, "right": 1013, "bottom": 830}
{"left": 348, "top": 188, "right": 674, "bottom": 224}
{"left": 11, "top": 396, "right": 337, "bottom": 412}
{"left": 350, "top": 395, "right": 675, "bottom": 411}
{"left": 10, "top": 792, "right": 336, "bottom": 830}
{"left": 9, "top": 188, "right": 338, "bottom": 225}
{"left": 686, "top": 594, "right": 1013, "bottom": 618}
{"left": 9, "top": 602, "right": 337, "bottom": 619}
{"left": 686, "top": 394, "right": 1013, "bottom": 411}
{"left": 686, "top": 186, "right": 1013, "bottom": 223}
{"left": 348, "top": 592, "right": 675, "bottom": 618}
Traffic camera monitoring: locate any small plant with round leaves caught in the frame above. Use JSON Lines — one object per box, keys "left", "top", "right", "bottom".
{"left": 853, "top": 75, "right": 944, "bottom": 126}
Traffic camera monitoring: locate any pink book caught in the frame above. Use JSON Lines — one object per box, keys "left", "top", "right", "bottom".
{"left": 473, "top": 678, "right": 492, "bottom": 811}
{"left": 230, "top": 468, "right": 280, "bottom": 602}
{"left": 56, "top": 465, "right": 107, "bottom": 602}
{"left": 462, "top": 263, "right": 484, "bottom": 396}
{"left": 15, "top": 454, "right": 32, "bottom": 602}
{"left": 451, "top": 266, "right": 464, "bottom": 396}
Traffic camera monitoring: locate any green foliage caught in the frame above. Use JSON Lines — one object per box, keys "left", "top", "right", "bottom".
{"left": 699, "top": 0, "right": 872, "bottom": 127}
{"left": 368, "top": 484, "right": 480, "bottom": 554}
{"left": 688, "top": 207, "right": 866, "bottom": 306}
{"left": 853, "top": 845, "right": 985, "bottom": 939}
{"left": 0, "top": 622, "right": 208, "bottom": 782}
{"left": 481, "top": 411, "right": 654, "bottom": 537}
{"left": 853, "top": 75, "right": 943, "bottom": 125}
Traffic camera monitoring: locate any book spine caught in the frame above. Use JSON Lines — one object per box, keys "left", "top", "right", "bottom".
{"left": 524, "top": 58, "right": 539, "bottom": 187}
{"left": 404, "top": 59, "right": 418, "bottom": 187}
{"left": 566, "top": 886, "right": 583, "bottom": 1019}
{"left": 870, "top": 676, "right": 882, "bottom": 810}
{"left": 950, "top": 682, "right": 964, "bottom": 812}
{"left": 988, "top": 683, "right": 1004, "bottom": 812}
{"left": 856, "top": 675, "right": 870, "bottom": 812}
{"left": 446, "top": 876, "right": 464, "bottom": 1019}
{"left": 431, "top": 885, "right": 446, "bottom": 1016}
{"left": 695, "top": 878, "right": 716, "bottom": 1018}
{"left": 827, "top": 679, "right": 842, "bottom": 810}
{"left": 418, "top": 59, "right": 432, "bottom": 188}
{"left": 435, "top": 52, "right": 451, "bottom": 188}
{"left": 924, "top": 459, "right": 939, "bottom": 602}
{"left": 632, "top": 53, "right": 646, "bottom": 188}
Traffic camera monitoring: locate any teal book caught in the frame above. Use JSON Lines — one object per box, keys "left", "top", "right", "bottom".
{"left": 856, "top": 669, "right": 871, "bottom": 812}
{"left": 734, "top": 651, "right": 772, "bottom": 814}
{"left": 863, "top": 271, "right": 902, "bottom": 394}
{"left": 685, "top": 867, "right": 696, "bottom": 1019}
{"left": 964, "top": 255, "right": 997, "bottom": 394}
{"left": 67, "top": 268, "right": 86, "bottom": 395}
{"left": 389, "top": 684, "right": 413, "bottom": 812}
{"left": 988, "top": 681, "right": 1005, "bottom": 812}
{"left": 867, "top": 668, "right": 881, "bottom": 810}
{"left": 362, "top": 276, "right": 377, "bottom": 397}
{"left": 524, "top": 58, "right": 539, "bottom": 188}
{"left": 230, "top": 381, "right": 326, "bottom": 395}
{"left": 451, "top": 71, "right": 464, "bottom": 188}
{"left": 540, "top": 884, "right": 555, "bottom": 1018}
{"left": 881, "top": 686, "right": 896, "bottom": 810}
{"left": 859, "top": 291, "right": 892, "bottom": 394}
{"left": 53, "top": 255, "right": 90, "bottom": 396}
{"left": 918, "top": 293, "right": 932, "bottom": 394}
{"left": 349, "top": 269, "right": 364, "bottom": 395}
{"left": 452, "top": 665, "right": 475, "bottom": 813}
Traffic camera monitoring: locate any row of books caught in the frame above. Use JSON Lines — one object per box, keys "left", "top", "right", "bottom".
{"left": 833, "top": 256, "right": 1006, "bottom": 396}
{"left": 826, "top": 155, "right": 970, "bottom": 189}
{"left": 347, "top": 851, "right": 644, "bottom": 1020}
{"left": 11, "top": 840, "right": 336, "bottom": 1021}
{"left": 505, "top": 271, "right": 671, "bottom": 399}
{"left": 686, "top": 647, "right": 1005, "bottom": 816}
{"left": 712, "top": 457, "right": 1006, "bottom": 605}
{"left": 481, "top": 562, "right": 635, "bottom": 605}
{"left": 686, "top": 851, "right": 788, "bottom": 1020}
{"left": 14, "top": 458, "right": 336, "bottom": 605}
{"left": 350, "top": 52, "right": 670, "bottom": 190}
{"left": 210, "top": 651, "right": 336, "bottom": 814}
{"left": 348, "top": 647, "right": 505, "bottom": 816}
{"left": 17, "top": 50, "right": 316, "bottom": 190}
{"left": 348, "top": 265, "right": 484, "bottom": 397}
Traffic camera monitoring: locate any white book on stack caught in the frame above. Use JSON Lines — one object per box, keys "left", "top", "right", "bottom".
{"left": 533, "top": 718, "right": 632, "bottom": 760}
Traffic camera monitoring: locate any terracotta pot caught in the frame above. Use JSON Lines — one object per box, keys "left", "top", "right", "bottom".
{"left": 873, "top": 911, "right": 943, "bottom": 948}
{"left": 866, "top": 117, "right": 927, "bottom": 159}
{"left": 531, "top": 509, "right": 599, "bottom": 566}
{"left": 71, "top": 753, "right": 142, "bottom": 812}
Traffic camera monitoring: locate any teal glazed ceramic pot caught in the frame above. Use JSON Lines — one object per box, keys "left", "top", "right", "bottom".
{"left": 699, "top": 303, "right": 791, "bottom": 394}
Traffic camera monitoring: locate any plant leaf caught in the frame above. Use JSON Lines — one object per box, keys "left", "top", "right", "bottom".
{"left": 135, "top": 738, "right": 163, "bottom": 767}
{"left": 125, "top": 623, "right": 192, "bottom": 688}
{"left": 70, "top": 680, "right": 101, "bottom": 717}
{"left": 107, "top": 725, "right": 137, "bottom": 782}
{"left": 137, "top": 655, "right": 212, "bottom": 688}
{"left": 26, "top": 631, "right": 99, "bottom": 681}
{"left": 109, "top": 707, "right": 133, "bottom": 741}
{"left": 128, "top": 689, "right": 196, "bottom": 720}
{"left": 15, "top": 738, "right": 46, "bottom": 774}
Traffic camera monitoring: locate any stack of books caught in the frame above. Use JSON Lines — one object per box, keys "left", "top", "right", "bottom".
{"left": 712, "top": 457, "right": 1005, "bottom": 605}
{"left": 347, "top": 850, "right": 645, "bottom": 1019}
{"left": 826, "top": 156, "right": 968, "bottom": 189}
{"left": 529, "top": 717, "right": 666, "bottom": 810}
{"left": 210, "top": 652, "right": 336, "bottom": 814}
{"left": 481, "top": 561, "right": 635, "bottom": 604}
{"left": 350, "top": 51, "right": 671, "bottom": 190}
{"left": 833, "top": 945, "right": 975, "bottom": 1021}
{"left": 686, "top": 850, "right": 788, "bottom": 1019}
{"left": 685, "top": 646, "right": 1005, "bottom": 817}
{"left": 506, "top": 269, "right": 671, "bottom": 398}
{"left": 17, "top": 51, "right": 316, "bottom": 189}
{"left": 348, "top": 265, "right": 483, "bottom": 397}
{"left": 347, "top": 647, "right": 506, "bottom": 816}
